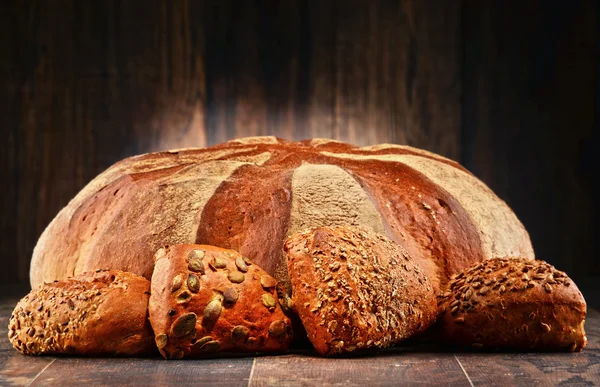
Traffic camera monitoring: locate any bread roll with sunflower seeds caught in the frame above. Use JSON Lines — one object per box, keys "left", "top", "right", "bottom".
{"left": 437, "top": 258, "right": 587, "bottom": 351}
{"left": 8, "top": 270, "right": 155, "bottom": 356}
{"left": 284, "top": 226, "right": 438, "bottom": 356}
{"left": 149, "top": 244, "right": 293, "bottom": 359}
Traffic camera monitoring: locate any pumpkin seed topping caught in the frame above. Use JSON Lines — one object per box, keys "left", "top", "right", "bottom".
{"left": 228, "top": 272, "right": 245, "bottom": 283}
{"left": 210, "top": 257, "right": 227, "bottom": 270}
{"left": 203, "top": 299, "right": 222, "bottom": 324}
{"left": 200, "top": 340, "right": 220, "bottom": 352}
{"left": 223, "top": 288, "right": 239, "bottom": 304}
{"left": 155, "top": 334, "right": 168, "bottom": 349}
{"left": 171, "top": 274, "right": 183, "bottom": 292}
{"left": 260, "top": 276, "right": 277, "bottom": 289}
{"left": 235, "top": 257, "right": 249, "bottom": 272}
{"left": 188, "top": 258, "right": 205, "bottom": 274}
{"left": 188, "top": 249, "right": 205, "bottom": 260}
{"left": 193, "top": 336, "right": 213, "bottom": 348}
{"left": 171, "top": 313, "right": 197, "bottom": 337}
{"left": 268, "top": 320, "right": 286, "bottom": 336}
{"left": 187, "top": 274, "right": 200, "bottom": 293}
{"left": 261, "top": 294, "right": 277, "bottom": 309}
{"left": 231, "top": 325, "right": 250, "bottom": 343}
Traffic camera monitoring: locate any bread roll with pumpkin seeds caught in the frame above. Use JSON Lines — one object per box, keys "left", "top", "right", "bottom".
{"left": 437, "top": 258, "right": 587, "bottom": 351}
{"left": 149, "top": 244, "right": 293, "bottom": 359}
{"left": 8, "top": 270, "right": 155, "bottom": 356}
{"left": 284, "top": 226, "right": 438, "bottom": 356}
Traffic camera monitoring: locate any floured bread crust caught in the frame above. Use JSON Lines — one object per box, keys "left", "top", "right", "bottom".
{"left": 288, "top": 163, "right": 387, "bottom": 237}
{"left": 30, "top": 136, "right": 534, "bottom": 293}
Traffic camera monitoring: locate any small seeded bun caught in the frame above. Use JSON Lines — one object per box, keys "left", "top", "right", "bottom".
{"left": 149, "top": 244, "right": 293, "bottom": 359}
{"left": 437, "top": 258, "right": 587, "bottom": 351}
{"left": 284, "top": 226, "right": 438, "bottom": 356}
{"left": 8, "top": 270, "right": 155, "bottom": 356}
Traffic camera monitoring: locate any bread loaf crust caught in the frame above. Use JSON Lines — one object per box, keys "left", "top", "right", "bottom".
{"left": 284, "top": 226, "right": 438, "bottom": 356}
{"left": 8, "top": 270, "right": 155, "bottom": 356}
{"left": 149, "top": 244, "right": 293, "bottom": 359}
{"left": 437, "top": 258, "right": 587, "bottom": 351}
{"left": 31, "top": 137, "right": 534, "bottom": 293}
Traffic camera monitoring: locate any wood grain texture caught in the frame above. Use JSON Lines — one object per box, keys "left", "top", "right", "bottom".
{"left": 461, "top": 0, "right": 598, "bottom": 280}
{"left": 332, "top": 0, "right": 461, "bottom": 154}
{"left": 455, "top": 309, "right": 600, "bottom": 386}
{"left": 249, "top": 353, "right": 469, "bottom": 386}
{"left": 29, "top": 357, "right": 254, "bottom": 387}
{"left": 1, "top": 294, "right": 599, "bottom": 386}
{"left": 0, "top": 0, "right": 597, "bottom": 289}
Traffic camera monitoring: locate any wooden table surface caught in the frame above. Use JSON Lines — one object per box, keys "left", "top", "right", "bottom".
{"left": 1, "top": 294, "right": 598, "bottom": 387}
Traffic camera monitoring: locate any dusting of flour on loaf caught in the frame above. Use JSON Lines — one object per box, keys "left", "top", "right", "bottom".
{"left": 318, "top": 152, "right": 534, "bottom": 260}
{"left": 31, "top": 138, "right": 535, "bottom": 290}
{"left": 288, "top": 163, "right": 386, "bottom": 237}
{"left": 176, "top": 146, "right": 259, "bottom": 164}
{"left": 306, "top": 138, "right": 344, "bottom": 147}
{"left": 394, "top": 155, "right": 534, "bottom": 259}
{"left": 225, "top": 151, "right": 272, "bottom": 166}
{"left": 230, "top": 136, "right": 280, "bottom": 145}
{"left": 75, "top": 161, "right": 248, "bottom": 280}
{"left": 355, "top": 144, "right": 454, "bottom": 163}
{"left": 322, "top": 150, "right": 453, "bottom": 165}
{"left": 70, "top": 146, "right": 261, "bottom": 216}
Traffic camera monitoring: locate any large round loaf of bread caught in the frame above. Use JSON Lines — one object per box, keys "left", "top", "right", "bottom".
{"left": 30, "top": 137, "right": 534, "bottom": 290}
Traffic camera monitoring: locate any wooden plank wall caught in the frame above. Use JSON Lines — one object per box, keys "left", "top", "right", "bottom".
{"left": 462, "top": 0, "right": 598, "bottom": 281}
{"left": 0, "top": 0, "right": 597, "bottom": 287}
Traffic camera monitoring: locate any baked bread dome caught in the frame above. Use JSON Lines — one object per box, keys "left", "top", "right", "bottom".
{"left": 30, "top": 137, "right": 534, "bottom": 291}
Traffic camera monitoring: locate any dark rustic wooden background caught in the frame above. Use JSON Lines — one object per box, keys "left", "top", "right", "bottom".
{"left": 0, "top": 1, "right": 598, "bottom": 292}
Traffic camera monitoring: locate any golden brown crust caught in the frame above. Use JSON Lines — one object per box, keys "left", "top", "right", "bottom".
{"left": 30, "top": 137, "right": 534, "bottom": 295}
{"left": 8, "top": 270, "right": 155, "bottom": 356}
{"left": 284, "top": 226, "right": 438, "bottom": 356}
{"left": 149, "top": 244, "right": 293, "bottom": 359}
{"left": 437, "top": 258, "right": 587, "bottom": 351}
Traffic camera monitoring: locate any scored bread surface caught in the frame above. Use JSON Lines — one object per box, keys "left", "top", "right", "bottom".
{"left": 31, "top": 137, "right": 534, "bottom": 293}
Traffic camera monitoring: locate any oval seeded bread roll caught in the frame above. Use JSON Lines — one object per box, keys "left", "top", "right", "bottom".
{"left": 284, "top": 226, "right": 438, "bottom": 356}
{"left": 149, "top": 244, "right": 293, "bottom": 359}
{"left": 437, "top": 258, "right": 587, "bottom": 351}
{"left": 8, "top": 270, "right": 155, "bottom": 356}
